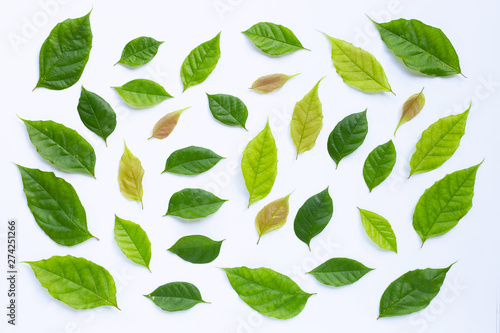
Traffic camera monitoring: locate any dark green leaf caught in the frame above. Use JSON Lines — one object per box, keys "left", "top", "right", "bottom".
{"left": 165, "top": 188, "right": 227, "bottom": 219}
{"left": 168, "top": 235, "right": 223, "bottom": 264}
{"left": 163, "top": 146, "right": 223, "bottom": 175}
{"left": 243, "top": 22, "right": 307, "bottom": 56}
{"left": 363, "top": 140, "right": 397, "bottom": 192}
{"left": 145, "top": 282, "right": 207, "bottom": 312}
{"left": 206, "top": 93, "right": 248, "bottom": 129}
{"left": 77, "top": 86, "right": 116, "bottom": 145}
{"left": 116, "top": 36, "right": 163, "bottom": 67}
{"left": 308, "top": 258, "right": 374, "bottom": 287}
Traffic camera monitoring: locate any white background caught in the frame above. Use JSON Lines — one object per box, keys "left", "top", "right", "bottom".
{"left": 1, "top": 0, "right": 500, "bottom": 332}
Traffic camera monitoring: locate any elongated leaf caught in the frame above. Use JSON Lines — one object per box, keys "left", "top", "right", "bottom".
{"left": 372, "top": 18, "right": 462, "bottom": 76}
{"left": 308, "top": 258, "right": 374, "bottom": 287}
{"left": 243, "top": 22, "right": 307, "bottom": 56}
{"left": 35, "top": 12, "right": 92, "bottom": 90}
{"left": 207, "top": 93, "right": 248, "bottom": 129}
{"left": 118, "top": 142, "right": 144, "bottom": 208}
{"left": 395, "top": 88, "right": 425, "bottom": 135}
{"left": 410, "top": 107, "right": 469, "bottom": 177}
{"left": 379, "top": 265, "right": 453, "bottom": 318}
{"left": 77, "top": 86, "right": 116, "bottom": 145}
{"left": 116, "top": 36, "right": 163, "bottom": 67}
{"left": 165, "top": 188, "right": 227, "bottom": 219}
{"left": 114, "top": 215, "right": 151, "bottom": 270}
{"left": 255, "top": 195, "right": 290, "bottom": 244}
{"left": 363, "top": 140, "right": 397, "bottom": 192}
{"left": 251, "top": 73, "right": 299, "bottom": 93}
{"left": 24, "top": 255, "right": 118, "bottom": 309}
{"left": 163, "top": 146, "right": 223, "bottom": 175}
{"left": 324, "top": 33, "right": 393, "bottom": 93}
{"left": 113, "top": 79, "right": 172, "bottom": 108}
{"left": 413, "top": 163, "right": 481, "bottom": 245}
{"left": 17, "top": 165, "right": 96, "bottom": 246}
{"left": 242, "top": 122, "right": 278, "bottom": 207}
{"left": 150, "top": 107, "right": 188, "bottom": 140}
{"left": 145, "top": 282, "right": 207, "bottom": 312}
{"left": 168, "top": 235, "right": 223, "bottom": 264}
{"left": 181, "top": 32, "right": 221, "bottom": 91}
{"left": 222, "top": 266, "right": 313, "bottom": 319}
{"left": 291, "top": 78, "right": 324, "bottom": 158}
{"left": 358, "top": 208, "right": 397, "bottom": 253}
{"left": 327, "top": 110, "right": 368, "bottom": 168}
{"left": 21, "top": 118, "right": 96, "bottom": 177}
{"left": 294, "top": 188, "right": 333, "bottom": 250}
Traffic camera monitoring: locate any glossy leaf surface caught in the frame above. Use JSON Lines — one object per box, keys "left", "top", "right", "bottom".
{"left": 168, "top": 235, "right": 223, "bottom": 264}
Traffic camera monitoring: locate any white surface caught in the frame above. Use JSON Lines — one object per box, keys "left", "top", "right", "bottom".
{"left": 1, "top": 0, "right": 499, "bottom": 332}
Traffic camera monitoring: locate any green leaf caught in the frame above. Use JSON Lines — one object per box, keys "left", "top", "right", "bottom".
{"left": 358, "top": 208, "right": 397, "bottom": 253}
{"left": 413, "top": 163, "right": 481, "bottom": 245}
{"left": 410, "top": 107, "right": 470, "bottom": 177}
{"left": 241, "top": 122, "right": 278, "bottom": 207}
{"left": 251, "top": 73, "right": 299, "bottom": 93}
{"left": 327, "top": 110, "right": 368, "bottom": 168}
{"left": 294, "top": 188, "right": 333, "bottom": 250}
{"left": 113, "top": 79, "right": 173, "bottom": 108}
{"left": 168, "top": 235, "right": 223, "bottom": 264}
{"left": 372, "top": 18, "right": 462, "bottom": 76}
{"left": 308, "top": 258, "right": 374, "bottom": 287}
{"left": 324, "top": 33, "right": 393, "bottom": 93}
{"left": 150, "top": 107, "right": 189, "bottom": 140}
{"left": 291, "top": 78, "right": 324, "bottom": 158}
{"left": 255, "top": 195, "right": 290, "bottom": 244}
{"left": 165, "top": 188, "right": 227, "bottom": 219}
{"left": 21, "top": 118, "right": 96, "bottom": 177}
{"left": 17, "top": 165, "right": 96, "bottom": 246}
{"left": 206, "top": 93, "right": 248, "bottom": 129}
{"left": 77, "top": 86, "right": 116, "bottom": 145}
{"left": 181, "top": 32, "right": 221, "bottom": 91}
{"left": 379, "top": 265, "right": 453, "bottom": 318}
{"left": 163, "top": 146, "right": 223, "bottom": 175}
{"left": 243, "top": 22, "right": 307, "bottom": 56}
{"left": 363, "top": 140, "right": 397, "bottom": 192}
{"left": 395, "top": 88, "right": 425, "bottom": 135}
{"left": 24, "top": 255, "right": 118, "bottom": 309}
{"left": 118, "top": 142, "right": 144, "bottom": 208}
{"left": 222, "top": 266, "right": 313, "bottom": 319}
{"left": 145, "top": 282, "right": 207, "bottom": 312}
{"left": 114, "top": 215, "right": 151, "bottom": 270}
{"left": 116, "top": 36, "right": 163, "bottom": 67}
{"left": 35, "top": 11, "right": 92, "bottom": 90}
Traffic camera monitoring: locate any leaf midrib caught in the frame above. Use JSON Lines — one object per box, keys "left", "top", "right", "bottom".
{"left": 227, "top": 271, "right": 309, "bottom": 297}
{"left": 259, "top": 198, "right": 288, "bottom": 235}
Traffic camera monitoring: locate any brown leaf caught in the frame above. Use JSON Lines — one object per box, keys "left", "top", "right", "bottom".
{"left": 255, "top": 194, "right": 291, "bottom": 244}
{"left": 149, "top": 107, "right": 189, "bottom": 139}
{"left": 395, "top": 88, "right": 425, "bottom": 135}
{"left": 251, "top": 73, "right": 299, "bottom": 93}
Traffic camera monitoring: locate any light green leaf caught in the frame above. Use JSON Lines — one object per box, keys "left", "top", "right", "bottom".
{"left": 206, "top": 93, "right": 248, "bottom": 129}
{"left": 114, "top": 215, "right": 151, "bottom": 270}
{"left": 165, "top": 188, "right": 227, "bottom": 219}
{"left": 243, "top": 22, "right": 307, "bottom": 56}
{"left": 116, "top": 36, "right": 163, "bottom": 67}
{"left": 118, "top": 142, "right": 144, "bottom": 208}
{"left": 150, "top": 107, "right": 188, "bottom": 140}
{"left": 395, "top": 88, "right": 425, "bottom": 135}
{"left": 251, "top": 73, "right": 299, "bottom": 93}
{"left": 363, "top": 140, "right": 397, "bottom": 192}
{"left": 163, "top": 146, "right": 223, "bottom": 175}
{"left": 113, "top": 79, "right": 173, "bottom": 108}
{"left": 308, "top": 258, "right": 374, "bottom": 287}
{"left": 77, "top": 86, "right": 116, "bottom": 145}
{"left": 222, "top": 266, "right": 313, "bottom": 319}
{"left": 145, "top": 282, "right": 207, "bottom": 312}
{"left": 255, "top": 195, "right": 290, "bottom": 244}
{"left": 358, "top": 208, "right": 397, "bottom": 253}
{"left": 168, "top": 235, "right": 223, "bottom": 264}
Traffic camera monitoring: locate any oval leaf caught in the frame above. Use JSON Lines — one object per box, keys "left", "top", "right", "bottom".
{"left": 222, "top": 266, "right": 313, "bottom": 319}
{"left": 77, "top": 86, "right": 116, "bottom": 145}
{"left": 181, "top": 32, "right": 221, "bottom": 91}
{"left": 410, "top": 107, "right": 469, "bottom": 177}
{"left": 294, "top": 188, "right": 333, "bottom": 250}
{"left": 243, "top": 22, "right": 307, "bottom": 56}
{"left": 114, "top": 215, "right": 151, "bottom": 270}
{"left": 165, "top": 188, "right": 227, "bottom": 219}
{"left": 251, "top": 73, "right": 298, "bottom": 93}
{"left": 395, "top": 88, "right": 425, "bottom": 135}
{"left": 168, "top": 235, "right": 223, "bottom": 264}
{"left": 363, "top": 140, "right": 397, "bottom": 192}
{"left": 255, "top": 195, "right": 290, "bottom": 244}
{"left": 150, "top": 107, "right": 188, "bottom": 140}
{"left": 324, "top": 33, "right": 393, "bottom": 93}
{"left": 113, "top": 79, "right": 172, "bottom": 108}
{"left": 21, "top": 118, "right": 96, "bottom": 177}
{"left": 372, "top": 18, "right": 462, "bottom": 76}
{"left": 116, "top": 36, "right": 163, "bottom": 67}
{"left": 358, "top": 208, "right": 397, "bottom": 253}
{"left": 241, "top": 122, "right": 278, "bottom": 207}
{"left": 24, "top": 255, "right": 118, "bottom": 309}
{"left": 308, "top": 258, "right": 374, "bottom": 287}
{"left": 145, "top": 282, "right": 206, "bottom": 312}
{"left": 17, "top": 165, "right": 95, "bottom": 246}
{"left": 327, "top": 110, "right": 368, "bottom": 168}
{"left": 291, "top": 78, "right": 324, "bottom": 158}
{"left": 206, "top": 93, "right": 248, "bottom": 129}
{"left": 118, "top": 142, "right": 144, "bottom": 208}
{"left": 413, "top": 163, "right": 481, "bottom": 245}
{"left": 35, "top": 11, "right": 92, "bottom": 90}
{"left": 379, "top": 265, "right": 453, "bottom": 318}
{"left": 163, "top": 146, "right": 223, "bottom": 175}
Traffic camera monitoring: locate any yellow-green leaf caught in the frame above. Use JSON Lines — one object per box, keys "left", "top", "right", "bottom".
{"left": 149, "top": 107, "right": 189, "bottom": 140}
{"left": 255, "top": 195, "right": 290, "bottom": 244}
{"left": 118, "top": 142, "right": 144, "bottom": 208}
